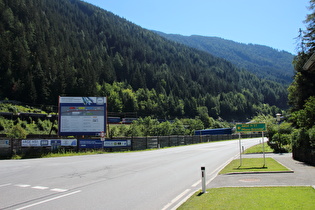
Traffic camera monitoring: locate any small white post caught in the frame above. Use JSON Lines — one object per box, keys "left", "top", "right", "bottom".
{"left": 201, "top": 166, "right": 206, "bottom": 193}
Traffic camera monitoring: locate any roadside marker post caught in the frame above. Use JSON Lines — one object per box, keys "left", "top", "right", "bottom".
{"left": 201, "top": 166, "right": 206, "bottom": 194}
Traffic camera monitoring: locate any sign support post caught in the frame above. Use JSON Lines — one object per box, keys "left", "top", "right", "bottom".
{"left": 239, "top": 133, "right": 242, "bottom": 167}
{"left": 262, "top": 131, "right": 265, "bottom": 167}
{"left": 236, "top": 123, "right": 267, "bottom": 167}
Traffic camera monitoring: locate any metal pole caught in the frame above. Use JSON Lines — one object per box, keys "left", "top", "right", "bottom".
{"left": 201, "top": 166, "right": 206, "bottom": 194}
{"left": 239, "top": 133, "right": 242, "bottom": 167}
{"left": 262, "top": 132, "right": 265, "bottom": 167}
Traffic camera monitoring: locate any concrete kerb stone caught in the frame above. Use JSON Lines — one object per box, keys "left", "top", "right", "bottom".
{"left": 224, "top": 170, "right": 294, "bottom": 175}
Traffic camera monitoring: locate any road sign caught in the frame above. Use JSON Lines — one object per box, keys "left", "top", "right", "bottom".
{"left": 236, "top": 123, "right": 266, "bottom": 132}
{"left": 100, "top": 131, "right": 105, "bottom": 141}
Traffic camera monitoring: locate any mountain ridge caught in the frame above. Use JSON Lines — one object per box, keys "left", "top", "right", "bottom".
{"left": 153, "top": 31, "right": 294, "bottom": 85}
{"left": 0, "top": 0, "right": 286, "bottom": 120}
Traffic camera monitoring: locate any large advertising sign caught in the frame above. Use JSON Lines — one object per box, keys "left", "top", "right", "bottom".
{"left": 58, "top": 97, "right": 107, "bottom": 136}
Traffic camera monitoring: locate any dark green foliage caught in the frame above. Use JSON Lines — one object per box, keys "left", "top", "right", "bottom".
{"left": 154, "top": 32, "right": 295, "bottom": 85}
{"left": 0, "top": 0, "right": 288, "bottom": 121}
{"left": 111, "top": 117, "right": 207, "bottom": 137}
{"left": 97, "top": 82, "right": 282, "bottom": 121}
{"left": 288, "top": 0, "right": 315, "bottom": 165}
{"left": 270, "top": 122, "right": 293, "bottom": 152}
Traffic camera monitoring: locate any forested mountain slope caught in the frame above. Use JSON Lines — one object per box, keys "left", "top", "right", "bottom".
{"left": 0, "top": 0, "right": 286, "bottom": 121}
{"left": 154, "top": 32, "right": 294, "bottom": 85}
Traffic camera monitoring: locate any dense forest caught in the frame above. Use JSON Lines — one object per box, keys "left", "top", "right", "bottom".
{"left": 0, "top": 0, "right": 287, "bottom": 121}
{"left": 154, "top": 32, "right": 295, "bottom": 85}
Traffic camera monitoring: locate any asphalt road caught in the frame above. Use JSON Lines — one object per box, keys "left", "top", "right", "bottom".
{"left": 0, "top": 138, "right": 263, "bottom": 210}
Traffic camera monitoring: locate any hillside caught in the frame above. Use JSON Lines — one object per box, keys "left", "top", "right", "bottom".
{"left": 0, "top": 0, "right": 286, "bottom": 121}
{"left": 154, "top": 32, "right": 295, "bottom": 85}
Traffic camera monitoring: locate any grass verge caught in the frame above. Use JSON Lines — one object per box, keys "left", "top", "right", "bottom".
{"left": 219, "top": 158, "right": 290, "bottom": 174}
{"left": 178, "top": 186, "right": 315, "bottom": 210}
{"left": 244, "top": 142, "right": 273, "bottom": 153}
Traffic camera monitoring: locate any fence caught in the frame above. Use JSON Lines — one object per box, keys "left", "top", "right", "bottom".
{"left": 0, "top": 133, "right": 262, "bottom": 158}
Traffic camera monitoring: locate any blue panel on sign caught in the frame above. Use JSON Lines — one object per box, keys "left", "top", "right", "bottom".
{"left": 51, "top": 140, "right": 61, "bottom": 144}
{"left": 41, "top": 140, "right": 49, "bottom": 146}
{"left": 79, "top": 139, "right": 103, "bottom": 149}
{"left": 104, "top": 140, "right": 131, "bottom": 148}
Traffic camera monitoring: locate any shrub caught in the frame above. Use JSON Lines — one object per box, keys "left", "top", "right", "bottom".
{"left": 7, "top": 124, "right": 28, "bottom": 139}
{"left": 308, "top": 126, "right": 315, "bottom": 148}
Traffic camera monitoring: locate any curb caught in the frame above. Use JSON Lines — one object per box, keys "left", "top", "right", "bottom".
{"left": 224, "top": 170, "right": 294, "bottom": 175}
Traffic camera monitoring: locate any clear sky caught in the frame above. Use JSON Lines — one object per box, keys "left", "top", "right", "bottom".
{"left": 83, "top": 0, "right": 309, "bottom": 54}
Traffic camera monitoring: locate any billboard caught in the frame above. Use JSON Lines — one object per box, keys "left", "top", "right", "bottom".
{"left": 58, "top": 97, "right": 107, "bottom": 136}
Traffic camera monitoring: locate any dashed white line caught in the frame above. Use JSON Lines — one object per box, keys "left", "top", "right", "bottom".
{"left": 15, "top": 184, "right": 31, "bottom": 188}
{"left": 15, "top": 190, "right": 82, "bottom": 210}
{"left": 13, "top": 184, "right": 69, "bottom": 192}
{"left": 32, "top": 186, "right": 49, "bottom": 190}
{"left": 50, "top": 188, "right": 68, "bottom": 192}
{"left": 0, "top": 183, "right": 11, "bottom": 187}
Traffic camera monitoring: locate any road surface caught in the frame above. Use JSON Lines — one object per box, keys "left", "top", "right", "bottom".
{"left": 0, "top": 138, "right": 263, "bottom": 210}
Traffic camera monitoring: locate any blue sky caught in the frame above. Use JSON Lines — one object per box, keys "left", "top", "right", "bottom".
{"left": 84, "top": 0, "right": 309, "bottom": 54}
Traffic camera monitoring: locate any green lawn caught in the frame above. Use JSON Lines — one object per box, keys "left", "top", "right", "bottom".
{"left": 244, "top": 142, "right": 273, "bottom": 153}
{"left": 219, "top": 158, "right": 290, "bottom": 174}
{"left": 178, "top": 186, "right": 315, "bottom": 210}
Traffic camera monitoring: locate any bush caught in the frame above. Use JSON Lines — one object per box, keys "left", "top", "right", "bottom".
{"left": 7, "top": 124, "right": 28, "bottom": 139}
{"left": 291, "top": 128, "right": 309, "bottom": 148}
{"left": 307, "top": 126, "right": 315, "bottom": 148}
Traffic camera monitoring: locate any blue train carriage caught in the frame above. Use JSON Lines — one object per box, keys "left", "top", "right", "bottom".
{"left": 107, "top": 117, "right": 122, "bottom": 124}
{"left": 122, "top": 118, "right": 138, "bottom": 124}
{"left": 194, "top": 128, "right": 233, "bottom": 135}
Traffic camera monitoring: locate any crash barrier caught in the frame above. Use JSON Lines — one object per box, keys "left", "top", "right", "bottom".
{"left": 0, "top": 133, "right": 262, "bottom": 158}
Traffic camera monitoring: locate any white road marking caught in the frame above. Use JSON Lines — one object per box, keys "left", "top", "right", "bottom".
{"left": 0, "top": 183, "right": 11, "bottom": 187}
{"left": 15, "top": 190, "right": 82, "bottom": 210}
{"left": 15, "top": 184, "right": 31, "bottom": 188}
{"left": 164, "top": 156, "right": 238, "bottom": 210}
{"left": 171, "top": 190, "right": 196, "bottom": 210}
{"left": 32, "top": 186, "right": 49, "bottom": 190}
{"left": 13, "top": 184, "right": 69, "bottom": 192}
{"left": 50, "top": 188, "right": 68, "bottom": 192}
{"left": 191, "top": 180, "right": 201, "bottom": 187}
{"left": 161, "top": 189, "right": 191, "bottom": 210}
